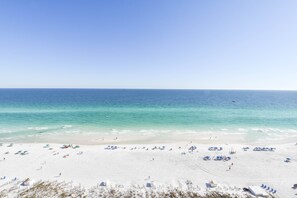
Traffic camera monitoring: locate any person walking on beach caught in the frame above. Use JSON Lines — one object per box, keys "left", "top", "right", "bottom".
{"left": 59, "top": 172, "right": 61, "bottom": 177}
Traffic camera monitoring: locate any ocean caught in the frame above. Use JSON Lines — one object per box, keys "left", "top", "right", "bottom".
{"left": 1, "top": 89, "right": 297, "bottom": 141}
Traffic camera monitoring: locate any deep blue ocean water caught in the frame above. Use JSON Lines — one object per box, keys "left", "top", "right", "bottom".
{"left": 1, "top": 89, "right": 297, "bottom": 140}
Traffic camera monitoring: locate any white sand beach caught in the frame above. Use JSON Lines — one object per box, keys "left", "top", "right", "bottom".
{"left": 1, "top": 139, "right": 297, "bottom": 197}
{"left": 1, "top": 0, "right": 297, "bottom": 196}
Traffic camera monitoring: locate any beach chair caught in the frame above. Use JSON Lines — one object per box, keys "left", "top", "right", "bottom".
{"left": 99, "top": 181, "right": 107, "bottom": 187}
{"left": 208, "top": 180, "right": 217, "bottom": 188}
{"left": 214, "top": 156, "right": 223, "bottom": 161}
{"left": 203, "top": 156, "right": 211, "bottom": 161}
{"left": 224, "top": 156, "right": 231, "bottom": 161}
{"left": 145, "top": 182, "right": 153, "bottom": 188}
{"left": 208, "top": 147, "right": 214, "bottom": 151}
{"left": 20, "top": 151, "right": 28, "bottom": 155}
{"left": 266, "top": 187, "right": 270, "bottom": 191}
{"left": 21, "top": 178, "right": 30, "bottom": 186}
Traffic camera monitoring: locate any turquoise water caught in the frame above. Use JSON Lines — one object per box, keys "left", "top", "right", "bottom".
{"left": 1, "top": 89, "right": 297, "bottom": 140}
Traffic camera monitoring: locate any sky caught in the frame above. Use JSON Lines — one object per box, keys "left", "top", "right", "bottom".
{"left": 0, "top": 1, "right": 297, "bottom": 90}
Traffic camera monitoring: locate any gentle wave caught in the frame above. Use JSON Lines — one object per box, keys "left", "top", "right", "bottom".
{"left": 27, "top": 127, "right": 49, "bottom": 131}
{"left": 1, "top": 125, "right": 297, "bottom": 143}
{"left": 62, "top": 125, "right": 73, "bottom": 129}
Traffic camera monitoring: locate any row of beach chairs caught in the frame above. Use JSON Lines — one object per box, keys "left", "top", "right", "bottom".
{"left": 253, "top": 147, "right": 276, "bottom": 151}
{"left": 261, "top": 184, "right": 277, "bottom": 194}
{"left": 203, "top": 155, "right": 231, "bottom": 161}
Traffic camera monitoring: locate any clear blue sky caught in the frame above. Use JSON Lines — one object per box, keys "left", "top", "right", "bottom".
{"left": 0, "top": 1, "right": 297, "bottom": 90}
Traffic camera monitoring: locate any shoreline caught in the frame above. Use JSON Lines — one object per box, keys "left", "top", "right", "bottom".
{"left": 1, "top": 130, "right": 297, "bottom": 146}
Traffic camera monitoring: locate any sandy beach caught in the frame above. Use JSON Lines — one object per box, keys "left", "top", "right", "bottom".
{"left": 1, "top": 0, "right": 297, "bottom": 196}
{"left": 1, "top": 139, "right": 297, "bottom": 197}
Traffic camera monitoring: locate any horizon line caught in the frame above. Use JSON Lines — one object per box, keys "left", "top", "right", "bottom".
{"left": 0, "top": 88, "right": 297, "bottom": 92}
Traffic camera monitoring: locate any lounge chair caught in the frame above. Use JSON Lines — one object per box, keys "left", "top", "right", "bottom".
{"left": 208, "top": 147, "right": 215, "bottom": 151}
{"left": 208, "top": 180, "right": 217, "bottom": 188}
{"left": 203, "top": 156, "right": 211, "bottom": 161}
{"left": 253, "top": 147, "right": 261, "bottom": 151}
{"left": 99, "top": 182, "right": 107, "bottom": 187}
{"left": 21, "top": 178, "right": 30, "bottom": 186}
{"left": 146, "top": 182, "right": 152, "bottom": 188}
{"left": 214, "top": 156, "right": 223, "bottom": 161}
{"left": 224, "top": 156, "right": 231, "bottom": 161}
{"left": 21, "top": 151, "right": 28, "bottom": 155}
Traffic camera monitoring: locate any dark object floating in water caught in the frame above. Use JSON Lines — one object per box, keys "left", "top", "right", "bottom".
{"left": 232, "top": 100, "right": 236, "bottom": 103}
